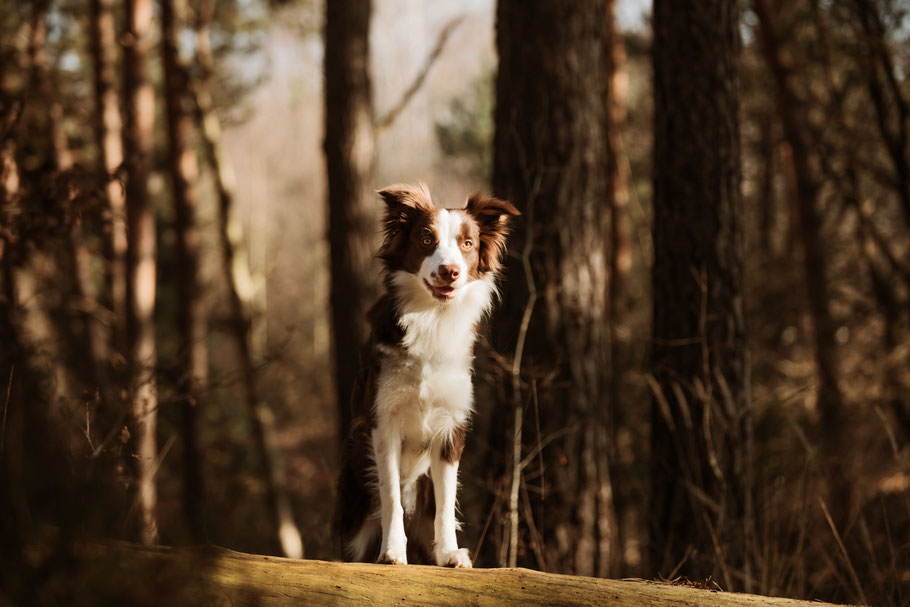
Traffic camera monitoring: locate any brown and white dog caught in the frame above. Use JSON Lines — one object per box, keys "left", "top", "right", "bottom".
{"left": 338, "top": 183, "right": 519, "bottom": 567}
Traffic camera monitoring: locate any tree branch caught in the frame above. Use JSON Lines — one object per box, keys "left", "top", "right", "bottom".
{"left": 374, "top": 16, "right": 463, "bottom": 132}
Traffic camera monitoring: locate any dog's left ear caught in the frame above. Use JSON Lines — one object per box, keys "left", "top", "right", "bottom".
{"left": 465, "top": 193, "right": 521, "bottom": 274}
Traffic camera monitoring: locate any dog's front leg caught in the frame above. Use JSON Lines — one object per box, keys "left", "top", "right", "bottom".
{"left": 430, "top": 453, "right": 472, "bottom": 568}
{"left": 373, "top": 425, "right": 407, "bottom": 564}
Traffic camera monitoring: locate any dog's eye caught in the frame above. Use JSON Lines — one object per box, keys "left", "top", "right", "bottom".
{"left": 421, "top": 236, "right": 433, "bottom": 247}
{"left": 462, "top": 240, "right": 473, "bottom": 250}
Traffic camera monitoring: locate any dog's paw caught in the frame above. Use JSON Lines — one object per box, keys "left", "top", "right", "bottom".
{"left": 378, "top": 546, "right": 408, "bottom": 565}
{"left": 436, "top": 548, "right": 472, "bottom": 568}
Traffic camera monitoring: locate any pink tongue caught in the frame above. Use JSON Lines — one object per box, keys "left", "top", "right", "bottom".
{"left": 434, "top": 285, "right": 455, "bottom": 298}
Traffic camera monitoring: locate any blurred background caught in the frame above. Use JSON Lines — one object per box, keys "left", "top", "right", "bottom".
{"left": 0, "top": 0, "right": 908, "bottom": 605}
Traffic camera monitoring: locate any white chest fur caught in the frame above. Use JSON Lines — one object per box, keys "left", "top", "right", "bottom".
{"left": 373, "top": 272, "right": 496, "bottom": 480}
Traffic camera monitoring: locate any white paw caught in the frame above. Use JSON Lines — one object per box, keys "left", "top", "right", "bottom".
{"left": 436, "top": 547, "right": 472, "bottom": 568}
{"left": 379, "top": 545, "right": 408, "bottom": 565}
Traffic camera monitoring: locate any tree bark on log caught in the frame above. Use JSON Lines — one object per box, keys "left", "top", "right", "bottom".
{"left": 86, "top": 543, "right": 853, "bottom": 607}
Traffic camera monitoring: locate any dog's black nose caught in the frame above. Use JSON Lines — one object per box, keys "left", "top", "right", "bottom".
{"left": 438, "top": 264, "right": 460, "bottom": 282}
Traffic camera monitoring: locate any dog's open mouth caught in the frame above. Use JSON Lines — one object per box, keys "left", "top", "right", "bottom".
{"left": 424, "top": 279, "right": 457, "bottom": 301}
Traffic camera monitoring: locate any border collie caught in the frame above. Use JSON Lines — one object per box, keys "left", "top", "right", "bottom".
{"left": 338, "top": 183, "right": 519, "bottom": 567}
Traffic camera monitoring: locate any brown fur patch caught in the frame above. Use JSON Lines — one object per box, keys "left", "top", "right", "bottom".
{"left": 377, "top": 183, "right": 438, "bottom": 272}
{"left": 464, "top": 193, "right": 520, "bottom": 274}
{"left": 367, "top": 293, "right": 404, "bottom": 348}
{"left": 453, "top": 212, "right": 482, "bottom": 279}
{"left": 400, "top": 215, "right": 439, "bottom": 274}
{"left": 440, "top": 424, "right": 467, "bottom": 463}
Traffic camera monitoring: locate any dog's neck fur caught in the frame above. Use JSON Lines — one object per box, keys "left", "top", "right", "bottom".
{"left": 388, "top": 270, "right": 496, "bottom": 364}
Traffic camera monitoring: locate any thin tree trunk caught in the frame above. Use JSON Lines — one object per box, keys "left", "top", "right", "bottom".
{"left": 0, "top": 67, "right": 20, "bottom": 231}
{"left": 752, "top": 0, "right": 848, "bottom": 523}
{"left": 602, "top": 0, "right": 627, "bottom": 577}
{"left": 851, "top": 0, "right": 910, "bottom": 225}
{"left": 161, "top": 0, "right": 207, "bottom": 541}
{"left": 651, "top": 0, "right": 753, "bottom": 590}
{"left": 25, "top": 1, "right": 113, "bottom": 423}
{"left": 27, "top": 1, "right": 74, "bottom": 174}
{"left": 324, "top": 0, "right": 379, "bottom": 447}
{"left": 0, "top": 260, "right": 29, "bottom": 551}
{"left": 0, "top": 141, "right": 17, "bottom": 217}
{"left": 25, "top": 3, "right": 73, "bottom": 401}
{"left": 850, "top": 2, "right": 910, "bottom": 428}
{"left": 757, "top": 113, "right": 777, "bottom": 256}
{"left": 122, "top": 0, "right": 159, "bottom": 546}
{"left": 491, "top": 0, "right": 619, "bottom": 576}
{"left": 191, "top": 0, "right": 303, "bottom": 559}
{"left": 40, "top": 3, "right": 113, "bottom": 410}
{"left": 90, "top": 0, "right": 128, "bottom": 365}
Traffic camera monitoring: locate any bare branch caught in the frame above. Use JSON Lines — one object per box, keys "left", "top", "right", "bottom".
{"left": 507, "top": 172, "right": 541, "bottom": 569}
{"left": 374, "top": 16, "right": 464, "bottom": 132}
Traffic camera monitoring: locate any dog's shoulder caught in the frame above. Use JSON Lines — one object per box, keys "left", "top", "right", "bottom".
{"left": 367, "top": 292, "right": 403, "bottom": 350}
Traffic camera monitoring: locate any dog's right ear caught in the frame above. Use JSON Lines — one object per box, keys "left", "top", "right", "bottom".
{"left": 377, "top": 183, "right": 434, "bottom": 267}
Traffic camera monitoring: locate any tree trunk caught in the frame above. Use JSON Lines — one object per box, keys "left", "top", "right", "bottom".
{"left": 161, "top": 0, "right": 207, "bottom": 541}
{"left": 81, "top": 542, "right": 847, "bottom": 607}
{"left": 122, "top": 0, "right": 159, "bottom": 546}
{"left": 650, "top": 0, "right": 754, "bottom": 591}
{"left": 90, "top": 0, "right": 128, "bottom": 365}
{"left": 191, "top": 1, "right": 303, "bottom": 559}
{"left": 757, "top": 113, "right": 777, "bottom": 256}
{"left": 603, "top": 0, "right": 628, "bottom": 578}
{"left": 323, "top": 0, "right": 380, "bottom": 446}
{"left": 751, "top": 0, "right": 848, "bottom": 525}
{"left": 491, "top": 0, "right": 619, "bottom": 577}
{"left": 851, "top": 0, "right": 910, "bottom": 225}
{"left": 32, "top": 1, "right": 112, "bottom": 419}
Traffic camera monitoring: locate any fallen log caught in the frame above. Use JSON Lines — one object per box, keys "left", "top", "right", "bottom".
{"left": 84, "top": 542, "right": 856, "bottom": 607}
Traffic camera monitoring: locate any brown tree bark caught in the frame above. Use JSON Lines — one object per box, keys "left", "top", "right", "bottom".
{"left": 491, "top": 0, "right": 619, "bottom": 577}
{"left": 26, "top": 1, "right": 111, "bottom": 423}
{"left": 191, "top": 0, "right": 303, "bottom": 559}
{"left": 603, "top": 0, "right": 629, "bottom": 578}
{"left": 82, "top": 542, "right": 845, "bottom": 607}
{"left": 161, "top": 0, "right": 207, "bottom": 541}
{"left": 847, "top": 0, "right": 910, "bottom": 441}
{"left": 757, "top": 113, "right": 777, "bottom": 256}
{"left": 752, "top": 0, "right": 848, "bottom": 524}
{"left": 851, "top": 0, "right": 910, "bottom": 224}
{"left": 90, "top": 0, "right": 128, "bottom": 363}
{"left": 650, "top": 0, "right": 754, "bottom": 591}
{"left": 606, "top": 0, "right": 631, "bottom": 303}
{"left": 122, "top": 0, "right": 160, "bottom": 546}
{"left": 323, "top": 0, "right": 380, "bottom": 446}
